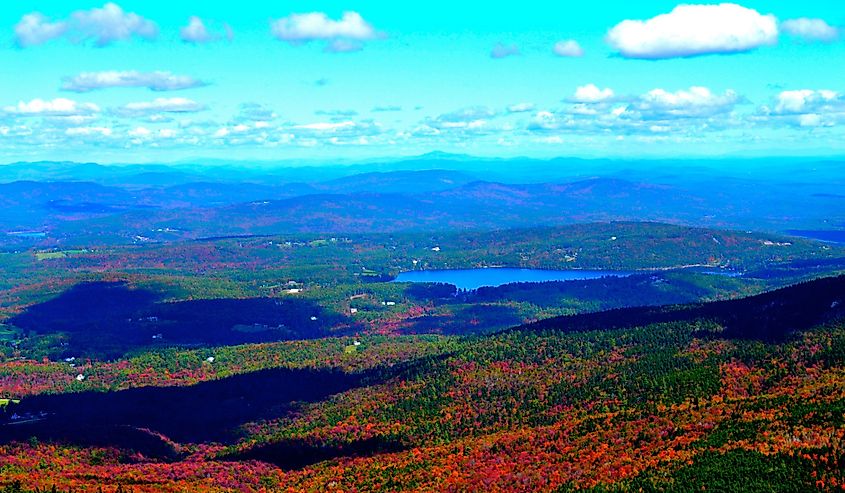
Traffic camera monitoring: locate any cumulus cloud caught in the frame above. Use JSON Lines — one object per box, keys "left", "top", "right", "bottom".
{"left": 553, "top": 40, "right": 584, "bottom": 57}
{"left": 774, "top": 89, "right": 839, "bottom": 114}
{"left": 491, "top": 43, "right": 520, "bottom": 59}
{"left": 129, "top": 127, "right": 177, "bottom": 140}
{"left": 528, "top": 111, "right": 570, "bottom": 132}
{"left": 436, "top": 106, "right": 496, "bottom": 123}
{"left": 4, "top": 98, "right": 100, "bottom": 117}
{"left": 606, "top": 4, "right": 778, "bottom": 59}
{"left": 113, "top": 97, "right": 206, "bottom": 117}
{"left": 14, "top": 13, "right": 67, "bottom": 47}
{"left": 271, "top": 11, "right": 379, "bottom": 52}
{"left": 206, "top": 116, "right": 386, "bottom": 148}
{"left": 61, "top": 71, "right": 208, "bottom": 92}
{"left": 758, "top": 89, "right": 844, "bottom": 127}
{"left": 128, "top": 126, "right": 152, "bottom": 138}
{"left": 507, "top": 103, "right": 535, "bottom": 113}
{"left": 781, "top": 18, "right": 839, "bottom": 42}
{"left": 288, "top": 120, "right": 384, "bottom": 146}
{"left": 530, "top": 85, "right": 744, "bottom": 137}
{"left": 73, "top": 3, "right": 157, "bottom": 46}
{"left": 66, "top": 126, "right": 112, "bottom": 137}
{"left": 181, "top": 16, "right": 211, "bottom": 43}
{"left": 414, "top": 106, "right": 501, "bottom": 138}
{"left": 570, "top": 84, "right": 615, "bottom": 103}
{"left": 180, "top": 16, "right": 232, "bottom": 43}
{"left": 293, "top": 120, "right": 376, "bottom": 134}
{"left": 635, "top": 87, "right": 741, "bottom": 118}
{"left": 14, "top": 3, "right": 158, "bottom": 47}
{"left": 235, "top": 103, "right": 278, "bottom": 122}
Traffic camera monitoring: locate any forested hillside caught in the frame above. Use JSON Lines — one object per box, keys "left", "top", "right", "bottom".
{"left": 1, "top": 275, "right": 843, "bottom": 492}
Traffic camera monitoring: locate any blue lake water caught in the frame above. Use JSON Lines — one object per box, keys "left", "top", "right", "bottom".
{"left": 786, "top": 230, "right": 845, "bottom": 245}
{"left": 393, "top": 268, "right": 632, "bottom": 290}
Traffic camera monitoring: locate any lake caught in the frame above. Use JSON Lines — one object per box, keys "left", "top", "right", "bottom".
{"left": 786, "top": 230, "right": 845, "bottom": 245}
{"left": 393, "top": 268, "right": 632, "bottom": 290}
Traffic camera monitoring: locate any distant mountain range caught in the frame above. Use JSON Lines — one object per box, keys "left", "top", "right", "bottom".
{"left": 1, "top": 155, "right": 844, "bottom": 246}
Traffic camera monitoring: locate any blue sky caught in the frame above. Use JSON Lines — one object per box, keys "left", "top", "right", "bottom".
{"left": 1, "top": 1, "right": 844, "bottom": 163}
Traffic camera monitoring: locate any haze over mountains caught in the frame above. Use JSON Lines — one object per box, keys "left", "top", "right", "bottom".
{"left": 1, "top": 153, "right": 844, "bottom": 247}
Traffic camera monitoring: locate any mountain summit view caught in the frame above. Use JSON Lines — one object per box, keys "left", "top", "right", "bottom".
{"left": 0, "top": 2, "right": 844, "bottom": 492}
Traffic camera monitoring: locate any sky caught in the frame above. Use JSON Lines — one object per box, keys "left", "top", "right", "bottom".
{"left": 1, "top": 1, "right": 844, "bottom": 163}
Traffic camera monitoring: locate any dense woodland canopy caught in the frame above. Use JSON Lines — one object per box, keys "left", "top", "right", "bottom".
{"left": 0, "top": 222, "right": 843, "bottom": 492}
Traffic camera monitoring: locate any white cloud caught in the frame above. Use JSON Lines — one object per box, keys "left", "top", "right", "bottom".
{"left": 44, "top": 115, "right": 99, "bottom": 126}
{"left": 14, "top": 13, "right": 67, "bottom": 47}
{"left": 62, "top": 71, "right": 208, "bottom": 92}
{"left": 271, "top": 11, "right": 378, "bottom": 52}
{"left": 180, "top": 16, "right": 233, "bottom": 43}
{"left": 755, "top": 89, "right": 844, "bottom": 128}
{"left": 606, "top": 4, "right": 778, "bottom": 59}
{"left": 0, "top": 125, "right": 34, "bottom": 138}
{"left": 491, "top": 43, "right": 520, "bottom": 59}
{"left": 781, "top": 18, "right": 839, "bottom": 42}
{"left": 507, "top": 103, "right": 535, "bottom": 113}
{"left": 528, "top": 111, "right": 567, "bottom": 131}
{"left": 296, "top": 121, "right": 357, "bottom": 131}
{"left": 571, "top": 84, "right": 614, "bottom": 103}
{"left": 113, "top": 97, "right": 206, "bottom": 117}
{"left": 288, "top": 120, "right": 383, "bottom": 144}
{"left": 774, "top": 89, "right": 836, "bottom": 113}
{"left": 14, "top": 3, "right": 158, "bottom": 47}
{"left": 797, "top": 114, "right": 826, "bottom": 128}
{"left": 180, "top": 16, "right": 211, "bottom": 43}
{"left": 553, "top": 40, "right": 584, "bottom": 57}
{"left": 128, "top": 126, "right": 151, "bottom": 137}
{"left": 235, "top": 103, "right": 278, "bottom": 122}
{"left": 440, "top": 107, "right": 496, "bottom": 122}
{"left": 72, "top": 3, "right": 157, "bottom": 46}
{"left": 415, "top": 107, "right": 501, "bottom": 138}
{"left": 66, "top": 126, "right": 112, "bottom": 137}
{"left": 530, "top": 85, "right": 744, "bottom": 137}
{"left": 4, "top": 98, "right": 100, "bottom": 116}
{"left": 636, "top": 87, "right": 741, "bottom": 118}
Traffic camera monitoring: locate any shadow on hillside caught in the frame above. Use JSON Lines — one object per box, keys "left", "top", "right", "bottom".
{"left": 227, "top": 436, "right": 407, "bottom": 470}
{"left": 387, "top": 304, "right": 524, "bottom": 336}
{"left": 517, "top": 274, "right": 845, "bottom": 342}
{"left": 402, "top": 282, "right": 458, "bottom": 301}
{"left": 0, "top": 367, "right": 370, "bottom": 457}
{"left": 7, "top": 282, "right": 352, "bottom": 359}
{"left": 744, "top": 257, "right": 845, "bottom": 280}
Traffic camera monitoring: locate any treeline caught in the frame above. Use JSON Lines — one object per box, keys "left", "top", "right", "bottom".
{"left": 2, "top": 483, "right": 130, "bottom": 493}
{"left": 518, "top": 274, "right": 845, "bottom": 342}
